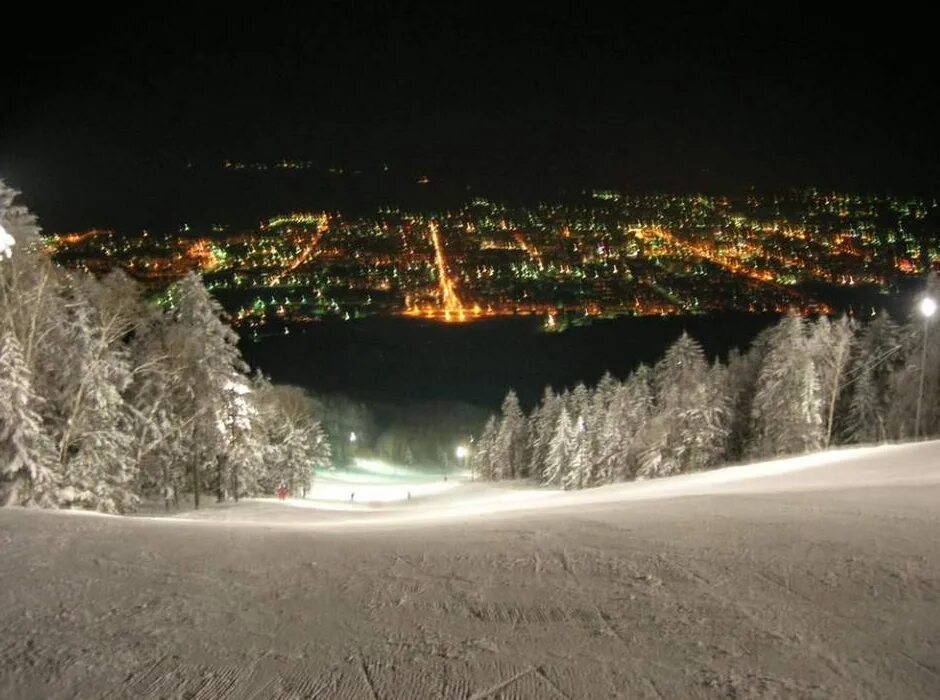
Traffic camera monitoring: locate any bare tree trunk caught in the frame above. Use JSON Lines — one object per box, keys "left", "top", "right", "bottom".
{"left": 192, "top": 457, "right": 200, "bottom": 509}
{"left": 232, "top": 461, "right": 239, "bottom": 503}
{"left": 216, "top": 454, "right": 225, "bottom": 502}
{"left": 824, "top": 340, "right": 851, "bottom": 448}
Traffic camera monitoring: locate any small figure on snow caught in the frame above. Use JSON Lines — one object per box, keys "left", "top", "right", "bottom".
{"left": 350, "top": 491, "right": 355, "bottom": 502}
{"left": 276, "top": 482, "right": 288, "bottom": 501}
{"left": 164, "top": 483, "right": 175, "bottom": 512}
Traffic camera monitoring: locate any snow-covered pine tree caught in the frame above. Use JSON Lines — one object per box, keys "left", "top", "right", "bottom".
{"left": 594, "top": 371, "right": 619, "bottom": 413}
{"left": 695, "top": 358, "right": 732, "bottom": 469}
{"left": 562, "top": 415, "right": 591, "bottom": 490}
{"left": 494, "top": 389, "right": 526, "bottom": 479}
{"left": 165, "top": 273, "right": 250, "bottom": 507}
{"left": 53, "top": 294, "right": 136, "bottom": 513}
{"left": 642, "top": 332, "right": 725, "bottom": 475}
{"left": 216, "top": 378, "right": 259, "bottom": 501}
{"left": 749, "top": 312, "right": 823, "bottom": 458}
{"left": 124, "top": 302, "right": 187, "bottom": 498}
{"left": 592, "top": 391, "right": 621, "bottom": 485}
{"left": 471, "top": 415, "right": 498, "bottom": 481}
{"left": 567, "top": 383, "right": 591, "bottom": 425}
{"left": 0, "top": 333, "right": 56, "bottom": 506}
{"left": 260, "top": 383, "right": 332, "bottom": 496}
{"left": 809, "top": 314, "right": 856, "bottom": 447}
{"left": 543, "top": 407, "right": 574, "bottom": 487}
{"left": 585, "top": 380, "right": 612, "bottom": 479}
{"left": 0, "top": 182, "right": 65, "bottom": 383}
{"left": 846, "top": 311, "right": 901, "bottom": 443}
{"left": 528, "top": 386, "right": 561, "bottom": 480}
{"left": 600, "top": 365, "right": 654, "bottom": 480}
{"left": 725, "top": 348, "right": 756, "bottom": 459}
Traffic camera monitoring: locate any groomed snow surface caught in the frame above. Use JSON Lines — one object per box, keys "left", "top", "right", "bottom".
{"left": 2, "top": 442, "right": 940, "bottom": 698}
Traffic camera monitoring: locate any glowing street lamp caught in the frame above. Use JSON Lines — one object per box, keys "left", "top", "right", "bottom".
{"left": 920, "top": 297, "right": 937, "bottom": 319}
{"left": 456, "top": 443, "right": 471, "bottom": 481}
{"left": 915, "top": 295, "right": 936, "bottom": 439}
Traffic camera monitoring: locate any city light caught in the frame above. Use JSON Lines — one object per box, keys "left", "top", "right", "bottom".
{"left": 45, "top": 190, "right": 930, "bottom": 329}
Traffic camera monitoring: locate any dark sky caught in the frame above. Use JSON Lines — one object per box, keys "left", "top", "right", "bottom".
{"left": 2, "top": 4, "right": 938, "bottom": 231}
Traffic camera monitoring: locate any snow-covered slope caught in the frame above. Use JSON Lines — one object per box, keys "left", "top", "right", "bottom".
{"left": 1, "top": 441, "right": 939, "bottom": 698}
{"left": 151, "top": 440, "right": 940, "bottom": 528}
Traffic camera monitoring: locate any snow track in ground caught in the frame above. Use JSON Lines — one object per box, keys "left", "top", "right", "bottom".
{"left": 2, "top": 441, "right": 940, "bottom": 698}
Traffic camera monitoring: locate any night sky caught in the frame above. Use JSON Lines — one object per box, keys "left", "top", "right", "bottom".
{"left": 2, "top": 5, "right": 938, "bottom": 231}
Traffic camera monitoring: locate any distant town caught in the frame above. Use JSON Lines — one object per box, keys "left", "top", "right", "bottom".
{"left": 46, "top": 189, "right": 939, "bottom": 335}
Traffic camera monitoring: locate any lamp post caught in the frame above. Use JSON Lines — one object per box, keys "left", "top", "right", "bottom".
{"left": 455, "top": 444, "right": 468, "bottom": 480}
{"left": 915, "top": 296, "right": 936, "bottom": 439}
{"left": 348, "top": 431, "right": 357, "bottom": 472}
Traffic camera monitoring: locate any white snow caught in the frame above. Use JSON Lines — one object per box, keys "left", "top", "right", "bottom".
{"left": 0, "top": 222, "right": 13, "bottom": 259}
{"left": 2, "top": 440, "right": 940, "bottom": 698}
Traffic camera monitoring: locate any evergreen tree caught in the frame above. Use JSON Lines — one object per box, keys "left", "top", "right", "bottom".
{"left": 640, "top": 332, "right": 727, "bottom": 475}
{"left": 847, "top": 311, "right": 901, "bottom": 443}
{"left": 471, "top": 416, "right": 498, "bottom": 481}
{"left": 0, "top": 333, "right": 56, "bottom": 505}
{"left": 529, "top": 386, "right": 561, "bottom": 480}
{"left": 562, "top": 415, "right": 591, "bottom": 490}
{"left": 494, "top": 389, "right": 526, "bottom": 479}
{"left": 543, "top": 407, "right": 574, "bottom": 487}
{"left": 601, "top": 365, "right": 653, "bottom": 480}
{"left": 809, "top": 314, "right": 856, "bottom": 447}
{"left": 567, "top": 383, "right": 591, "bottom": 424}
{"left": 749, "top": 312, "right": 823, "bottom": 458}
{"left": 53, "top": 296, "right": 137, "bottom": 512}
{"left": 165, "top": 273, "right": 249, "bottom": 508}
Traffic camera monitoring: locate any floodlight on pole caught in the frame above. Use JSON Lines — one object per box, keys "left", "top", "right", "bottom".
{"left": 920, "top": 296, "right": 937, "bottom": 318}
{"left": 915, "top": 295, "right": 936, "bottom": 439}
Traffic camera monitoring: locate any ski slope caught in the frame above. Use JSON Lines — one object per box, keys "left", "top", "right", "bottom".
{"left": 2, "top": 441, "right": 939, "bottom": 698}
{"left": 153, "top": 441, "right": 940, "bottom": 528}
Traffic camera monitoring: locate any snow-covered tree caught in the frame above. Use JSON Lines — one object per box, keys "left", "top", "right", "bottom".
{"left": 0, "top": 223, "right": 13, "bottom": 260}
{"left": 165, "top": 273, "right": 249, "bottom": 507}
{"left": 562, "top": 415, "right": 591, "bottom": 490}
{"left": 528, "top": 386, "right": 561, "bottom": 480}
{"left": 809, "top": 314, "right": 856, "bottom": 447}
{"left": 638, "top": 332, "right": 728, "bottom": 476}
{"left": 254, "top": 381, "right": 331, "bottom": 497}
{"left": 543, "top": 407, "right": 574, "bottom": 487}
{"left": 493, "top": 389, "right": 527, "bottom": 479}
{"left": 0, "top": 333, "right": 56, "bottom": 505}
{"left": 567, "top": 383, "right": 591, "bottom": 425}
{"left": 749, "top": 312, "right": 823, "bottom": 458}
{"left": 52, "top": 295, "right": 137, "bottom": 513}
{"left": 847, "top": 311, "right": 901, "bottom": 443}
{"left": 471, "top": 415, "right": 498, "bottom": 481}
{"left": 595, "top": 365, "right": 654, "bottom": 480}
